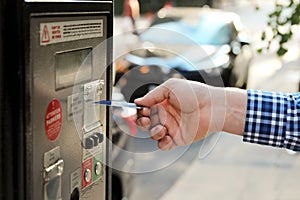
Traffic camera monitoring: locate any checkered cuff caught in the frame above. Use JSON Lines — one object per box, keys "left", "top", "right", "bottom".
{"left": 243, "top": 90, "right": 300, "bottom": 152}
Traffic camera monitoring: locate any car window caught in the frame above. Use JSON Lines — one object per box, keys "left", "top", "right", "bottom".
{"left": 139, "top": 21, "right": 197, "bottom": 45}
{"left": 140, "top": 14, "right": 233, "bottom": 46}
{"left": 195, "top": 15, "right": 233, "bottom": 45}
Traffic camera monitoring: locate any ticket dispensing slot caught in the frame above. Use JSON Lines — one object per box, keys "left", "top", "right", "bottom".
{"left": 43, "top": 147, "right": 64, "bottom": 200}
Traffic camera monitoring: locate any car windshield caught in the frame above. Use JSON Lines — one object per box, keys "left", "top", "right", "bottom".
{"left": 140, "top": 14, "right": 233, "bottom": 45}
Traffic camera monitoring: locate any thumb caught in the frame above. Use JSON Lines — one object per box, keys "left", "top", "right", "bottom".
{"left": 134, "top": 83, "right": 170, "bottom": 107}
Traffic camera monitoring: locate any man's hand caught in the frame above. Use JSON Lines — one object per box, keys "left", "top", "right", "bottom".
{"left": 135, "top": 78, "right": 247, "bottom": 151}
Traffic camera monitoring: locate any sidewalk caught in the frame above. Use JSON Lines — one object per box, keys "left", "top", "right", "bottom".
{"left": 160, "top": 1, "right": 300, "bottom": 200}
{"left": 160, "top": 134, "right": 300, "bottom": 200}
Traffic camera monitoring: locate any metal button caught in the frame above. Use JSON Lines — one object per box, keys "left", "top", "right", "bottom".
{"left": 95, "top": 162, "right": 102, "bottom": 176}
{"left": 84, "top": 169, "right": 92, "bottom": 183}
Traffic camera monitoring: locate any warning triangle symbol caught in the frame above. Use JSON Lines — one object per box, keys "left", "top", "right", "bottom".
{"left": 41, "top": 25, "right": 50, "bottom": 43}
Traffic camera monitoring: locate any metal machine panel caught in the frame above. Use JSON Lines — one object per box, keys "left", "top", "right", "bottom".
{"left": 0, "top": 1, "right": 113, "bottom": 200}
{"left": 30, "top": 14, "right": 109, "bottom": 199}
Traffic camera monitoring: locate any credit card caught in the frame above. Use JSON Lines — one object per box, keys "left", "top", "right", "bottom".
{"left": 94, "top": 100, "right": 144, "bottom": 109}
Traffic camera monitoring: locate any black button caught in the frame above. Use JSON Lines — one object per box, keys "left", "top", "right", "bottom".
{"left": 95, "top": 132, "right": 104, "bottom": 143}
{"left": 91, "top": 135, "right": 99, "bottom": 147}
{"left": 84, "top": 137, "right": 94, "bottom": 149}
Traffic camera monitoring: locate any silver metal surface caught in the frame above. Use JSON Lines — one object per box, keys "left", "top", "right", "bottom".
{"left": 43, "top": 159, "right": 64, "bottom": 182}
{"left": 30, "top": 13, "right": 108, "bottom": 199}
{"left": 84, "top": 169, "right": 92, "bottom": 183}
{"left": 95, "top": 162, "right": 102, "bottom": 176}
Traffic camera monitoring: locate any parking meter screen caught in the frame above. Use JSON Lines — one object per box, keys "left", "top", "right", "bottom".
{"left": 55, "top": 48, "right": 92, "bottom": 90}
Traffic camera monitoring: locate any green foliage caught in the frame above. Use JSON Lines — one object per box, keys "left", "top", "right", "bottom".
{"left": 259, "top": 0, "right": 300, "bottom": 56}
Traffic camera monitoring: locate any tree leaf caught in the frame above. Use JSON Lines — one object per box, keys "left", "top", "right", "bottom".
{"left": 280, "top": 33, "right": 292, "bottom": 44}
{"left": 257, "top": 48, "right": 263, "bottom": 54}
{"left": 277, "top": 47, "right": 288, "bottom": 56}
{"left": 261, "top": 31, "right": 266, "bottom": 40}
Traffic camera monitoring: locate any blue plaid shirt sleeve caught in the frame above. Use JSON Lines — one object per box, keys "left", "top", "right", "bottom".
{"left": 243, "top": 90, "right": 300, "bottom": 152}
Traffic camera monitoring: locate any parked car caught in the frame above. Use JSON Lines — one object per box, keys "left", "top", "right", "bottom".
{"left": 114, "top": 6, "right": 253, "bottom": 102}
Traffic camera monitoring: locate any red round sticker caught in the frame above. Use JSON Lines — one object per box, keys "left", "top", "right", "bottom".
{"left": 45, "top": 99, "right": 62, "bottom": 141}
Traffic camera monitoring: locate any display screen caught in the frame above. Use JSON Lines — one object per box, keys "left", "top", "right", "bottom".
{"left": 55, "top": 48, "right": 92, "bottom": 90}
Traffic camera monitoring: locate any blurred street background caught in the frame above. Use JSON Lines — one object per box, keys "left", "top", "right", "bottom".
{"left": 113, "top": 0, "right": 300, "bottom": 199}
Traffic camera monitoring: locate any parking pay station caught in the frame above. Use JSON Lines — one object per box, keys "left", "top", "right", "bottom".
{"left": 0, "top": 0, "right": 113, "bottom": 199}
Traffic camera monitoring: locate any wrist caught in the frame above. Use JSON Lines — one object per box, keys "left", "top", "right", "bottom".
{"left": 223, "top": 87, "right": 247, "bottom": 135}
